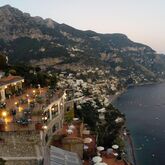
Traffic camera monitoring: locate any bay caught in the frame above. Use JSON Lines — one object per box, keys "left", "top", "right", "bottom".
{"left": 113, "top": 83, "right": 165, "bottom": 165}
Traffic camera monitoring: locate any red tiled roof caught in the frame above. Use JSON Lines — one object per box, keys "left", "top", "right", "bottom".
{"left": 0, "top": 76, "right": 24, "bottom": 86}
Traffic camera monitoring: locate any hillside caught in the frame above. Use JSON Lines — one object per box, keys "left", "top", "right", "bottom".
{"left": 0, "top": 5, "right": 165, "bottom": 83}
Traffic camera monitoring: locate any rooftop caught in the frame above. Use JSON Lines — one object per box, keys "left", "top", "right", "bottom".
{"left": 51, "top": 120, "right": 127, "bottom": 165}
{"left": 0, "top": 76, "right": 24, "bottom": 86}
{"left": 50, "top": 146, "right": 82, "bottom": 165}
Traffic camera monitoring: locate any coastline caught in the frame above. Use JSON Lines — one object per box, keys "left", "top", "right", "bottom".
{"left": 112, "top": 81, "right": 165, "bottom": 165}
{"left": 110, "top": 80, "right": 165, "bottom": 165}
{"left": 128, "top": 79, "right": 165, "bottom": 88}
{"left": 110, "top": 88, "right": 137, "bottom": 165}
{"left": 109, "top": 89, "right": 127, "bottom": 104}
{"left": 124, "top": 131, "right": 137, "bottom": 165}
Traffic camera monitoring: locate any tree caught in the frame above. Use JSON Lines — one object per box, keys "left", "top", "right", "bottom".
{"left": 75, "top": 102, "right": 98, "bottom": 131}
{"left": 0, "top": 158, "right": 6, "bottom": 165}
{"left": 0, "top": 53, "right": 7, "bottom": 70}
{"left": 9, "top": 69, "right": 17, "bottom": 75}
{"left": 113, "top": 136, "right": 125, "bottom": 151}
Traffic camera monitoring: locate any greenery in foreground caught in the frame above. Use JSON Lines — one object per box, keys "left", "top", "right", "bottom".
{"left": 75, "top": 100, "right": 125, "bottom": 152}
{"left": 3, "top": 65, "right": 57, "bottom": 89}
{"left": 0, "top": 158, "right": 6, "bottom": 165}
{"left": 0, "top": 52, "right": 57, "bottom": 88}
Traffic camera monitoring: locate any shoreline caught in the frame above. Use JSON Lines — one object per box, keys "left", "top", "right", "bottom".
{"left": 110, "top": 88, "right": 136, "bottom": 165}
{"left": 125, "top": 131, "right": 137, "bottom": 165}
{"left": 109, "top": 89, "right": 127, "bottom": 104}
{"left": 128, "top": 79, "right": 165, "bottom": 88}
{"left": 110, "top": 89, "right": 137, "bottom": 165}
{"left": 110, "top": 79, "right": 165, "bottom": 104}
{"left": 110, "top": 80, "right": 165, "bottom": 165}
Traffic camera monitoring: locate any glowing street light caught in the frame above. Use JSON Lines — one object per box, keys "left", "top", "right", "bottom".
{"left": 2, "top": 111, "right": 7, "bottom": 118}
{"left": 18, "top": 106, "right": 23, "bottom": 112}
{"left": 27, "top": 98, "right": 30, "bottom": 103}
{"left": 5, "top": 118, "right": 8, "bottom": 124}
{"left": 42, "top": 116, "right": 48, "bottom": 121}
{"left": 42, "top": 125, "right": 48, "bottom": 130}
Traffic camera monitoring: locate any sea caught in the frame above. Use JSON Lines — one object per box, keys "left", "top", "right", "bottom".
{"left": 113, "top": 83, "right": 165, "bottom": 165}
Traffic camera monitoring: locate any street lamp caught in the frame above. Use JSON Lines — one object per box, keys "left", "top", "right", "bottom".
{"left": 42, "top": 125, "right": 48, "bottom": 130}
{"left": 18, "top": 106, "right": 23, "bottom": 112}
{"left": 2, "top": 111, "right": 7, "bottom": 124}
{"left": 2, "top": 111, "right": 7, "bottom": 118}
{"left": 38, "top": 84, "right": 41, "bottom": 94}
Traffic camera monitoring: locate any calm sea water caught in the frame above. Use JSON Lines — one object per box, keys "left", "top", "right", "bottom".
{"left": 113, "top": 83, "right": 165, "bottom": 165}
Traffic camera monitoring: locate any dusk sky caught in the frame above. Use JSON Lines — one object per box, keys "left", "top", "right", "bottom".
{"left": 0, "top": 0, "right": 165, "bottom": 53}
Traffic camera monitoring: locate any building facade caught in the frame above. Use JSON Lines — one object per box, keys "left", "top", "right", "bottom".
{"left": 41, "top": 92, "right": 66, "bottom": 145}
{"left": 0, "top": 76, "right": 24, "bottom": 102}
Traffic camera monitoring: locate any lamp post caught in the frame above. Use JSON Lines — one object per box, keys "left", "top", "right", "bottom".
{"left": 15, "top": 102, "right": 18, "bottom": 107}
{"left": 38, "top": 84, "right": 41, "bottom": 94}
{"left": 2, "top": 111, "right": 7, "bottom": 124}
{"left": 2, "top": 111, "right": 7, "bottom": 118}
{"left": 33, "top": 90, "right": 36, "bottom": 95}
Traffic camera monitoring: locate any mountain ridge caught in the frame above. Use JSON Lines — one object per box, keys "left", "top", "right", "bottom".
{"left": 0, "top": 5, "right": 153, "bottom": 49}
{"left": 0, "top": 5, "right": 165, "bottom": 82}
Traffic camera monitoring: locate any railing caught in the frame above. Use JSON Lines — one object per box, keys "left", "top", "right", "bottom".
{"left": 0, "top": 120, "right": 43, "bottom": 132}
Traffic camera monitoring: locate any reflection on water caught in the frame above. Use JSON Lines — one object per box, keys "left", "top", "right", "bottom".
{"left": 113, "top": 83, "right": 165, "bottom": 165}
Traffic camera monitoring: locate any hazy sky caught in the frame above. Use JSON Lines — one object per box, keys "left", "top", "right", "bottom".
{"left": 0, "top": 0, "right": 165, "bottom": 53}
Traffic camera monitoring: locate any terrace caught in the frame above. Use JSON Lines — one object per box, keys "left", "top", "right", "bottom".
{"left": 0, "top": 76, "right": 24, "bottom": 102}
{"left": 49, "top": 119, "right": 128, "bottom": 165}
{"left": 0, "top": 85, "right": 64, "bottom": 132}
{"left": 0, "top": 84, "right": 66, "bottom": 164}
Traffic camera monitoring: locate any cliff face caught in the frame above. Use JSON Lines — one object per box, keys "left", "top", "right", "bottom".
{"left": 0, "top": 5, "right": 58, "bottom": 40}
{"left": 0, "top": 5, "right": 165, "bottom": 80}
{"left": 0, "top": 5, "right": 152, "bottom": 49}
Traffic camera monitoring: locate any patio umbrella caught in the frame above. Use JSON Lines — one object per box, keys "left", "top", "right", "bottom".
{"left": 77, "top": 105, "right": 82, "bottom": 109}
{"left": 84, "top": 145, "right": 89, "bottom": 150}
{"left": 92, "top": 156, "right": 102, "bottom": 163}
{"left": 67, "top": 129, "right": 73, "bottom": 134}
{"left": 97, "top": 146, "right": 104, "bottom": 151}
{"left": 82, "top": 130, "right": 90, "bottom": 135}
{"left": 107, "top": 148, "right": 113, "bottom": 154}
{"left": 112, "top": 144, "right": 119, "bottom": 150}
{"left": 94, "top": 163, "right": 108, "bottom": 165}
{"left": 69, "top": 124, "right": 75, "bottom": 129}
{"left": 83, "top": 137, "right": 92, "bottom": 144}
{"left": 73, "top": 117, "right": 79, "bottom": 121}
{"left": 113, "top": 153, "right": 119, "bottom": 157}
